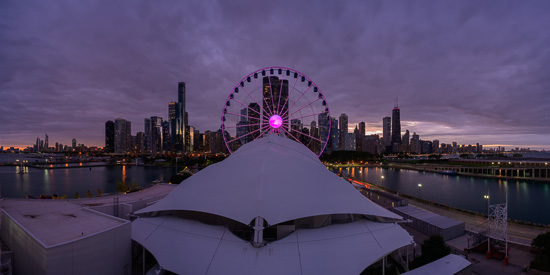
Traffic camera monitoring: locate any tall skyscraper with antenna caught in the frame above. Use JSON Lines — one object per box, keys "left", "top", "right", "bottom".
{"left": 391, "top": 97, "right": 402, "bottom": 151}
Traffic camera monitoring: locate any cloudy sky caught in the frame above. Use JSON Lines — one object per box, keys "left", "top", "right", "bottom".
{"left": 1, "top": 0, "right": 550, "bottom": 150}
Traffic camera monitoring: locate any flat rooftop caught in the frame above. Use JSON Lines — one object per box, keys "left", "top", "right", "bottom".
{"left": 72, "top": 183, "right": 176, "bottom": 207}
{"left": 2, "top": 199, "right": 127, "bottom": 247}
{"left": 393, "top": 205, "right": 463, "bottom": 229}
{"left": 402, "top": 254, "right": 471, "bottom": 275}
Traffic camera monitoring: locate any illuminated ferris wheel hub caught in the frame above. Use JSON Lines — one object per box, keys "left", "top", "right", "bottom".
{"left": 269, "top": 115, "right": 283, "bottom": 129}
{"left": 221, "top": 67, "right": 331, "bottom": 157}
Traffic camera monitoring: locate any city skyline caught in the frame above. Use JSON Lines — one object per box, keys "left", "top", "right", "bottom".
{"left": 1, "top": 1, "right": 550, "bottom": 150}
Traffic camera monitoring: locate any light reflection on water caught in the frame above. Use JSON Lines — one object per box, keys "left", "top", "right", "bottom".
{"left": 0, "top": 165, "right": 176, "bottom": 199}
{"left": 348, "top": 167, "right": 550, "bottom": 225}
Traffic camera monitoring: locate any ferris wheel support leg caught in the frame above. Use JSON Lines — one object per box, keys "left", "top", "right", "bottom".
{"left": 486, "top": 236, "right": 491, "bottom": 259}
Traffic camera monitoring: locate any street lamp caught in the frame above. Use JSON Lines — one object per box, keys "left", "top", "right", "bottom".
{"left": 484, "top": 193, "right": 490, "bottom": 259}
{"left": 418, "top": 183, "right": 422, "bottom": 199}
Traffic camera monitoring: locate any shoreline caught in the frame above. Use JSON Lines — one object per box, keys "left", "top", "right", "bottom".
{"left": 349, "top": 176, "right": 550, "bottom": 246}
{"left": 386, "top": 163, "right": 550, "bottom": 182}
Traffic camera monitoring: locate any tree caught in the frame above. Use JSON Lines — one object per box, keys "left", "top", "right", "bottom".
{"left": 97, "top": 188, "right": 102, "bottom": 197}
{"left": 531, "top": 232, "right": 550, "bottom": 271}
{"left": 74, "top": 192, "right": 80, "bottom": 199}
{"left": 116, "top": 181, "right": 128, "bottom": 193}
{"left": 532, "top": 231, "right": 550, "bottom": 253}
{"left": 86, "top": 190, "right": 92, "bottom": 198}
{"left": 410, "top": 235, "right": 450, "bottom": 269}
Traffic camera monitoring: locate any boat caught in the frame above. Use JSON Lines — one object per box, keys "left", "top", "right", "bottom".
{"left": 152, "top": 179, "right": 162, "bottom": 184}
{"left": 440, "top": 170, "right": 458, "bottom": 175}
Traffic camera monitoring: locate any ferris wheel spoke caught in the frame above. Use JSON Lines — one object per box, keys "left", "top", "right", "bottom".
{"left": 278, "top": 76, "right": 300, "bottom": 119}
{"left": 227, "top": 125, "right": 269, "bottom": 144}
{"left": 225, "top": 111, "right": 265, "bottom": 122}
{"left": 275, "top": 70, "right": 287, "bottom": 114}
{"left": 230, "top": 97, "right": 271, "bottom": 121}
{"left": 280, "top": 85, "right": 313, "bottom": 119}
{"left": 224, "top": 122, "right": 263, "bottom": 128}
{"left": 267, "top": 75, "right": 278, "bottom": 116}
{"left": 287, "top": 110, "right": 329, "bottom": 121}
{"left": 289, "top": 128, "right": 326, "bottom": 144}
{"left": 253, "top": 125, "right": 272, "bottom": 141}
{"left": 283, "top": 97, "right": 322, "bottom": 120}
{"left": 279, "top": 126, "right": 306, "bottom": 145}
{"left": 241, "top": 85, "right": 275, "bottom": 118}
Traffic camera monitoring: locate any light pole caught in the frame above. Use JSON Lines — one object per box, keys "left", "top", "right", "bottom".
{"left": 418, "top": 183, "right": 422, "bottom": 199}
{"left": 381, "top": 176, "right": 384, "bottom": 188}
{"left": 484, "top": 192, "right": 490, "bottom": 259}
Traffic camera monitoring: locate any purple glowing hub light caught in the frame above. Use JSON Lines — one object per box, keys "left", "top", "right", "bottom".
{"left": 269, "top": 115, "right": 283, "bottom": 129}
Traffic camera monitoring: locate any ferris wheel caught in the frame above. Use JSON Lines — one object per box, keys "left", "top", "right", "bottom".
{"left": 221, "top": 67, "right": 331, "bottom": 157}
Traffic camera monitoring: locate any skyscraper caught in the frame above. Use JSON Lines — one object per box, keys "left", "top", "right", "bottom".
{"left": 318, "top": 112, "right": 329, "bottom": 145}
{"left": 410, "top": 132, "right": 420, "bottom": 154}
{"left": 44, "top": 134, "right": 49, "bottom": 150}
{"left": 382, "top": 117, "right": 391, "bottom": 147}
{"left": 144, "top": 118, "right": 152, "bottom": 153}
{"left": 330, "top": 117, "right": 338, "bottom": 151}
{"left": 105, "top": 120, "right": 115, "bottom": 153}
{"left": 236, "top": 108, "right": 249, "bottom": 145}
{"left": 402, "top": 130, "right": 410, "bottom": 152}
{"left": 248, "top": 103, "right": 261, "bottom": 141}
{"left": 240, "top": 108, "right": 248, "bottom": 122}
{"left": 168, "top": 101, "right": 177, "bottom": 151}
{"left": 358, "top": 122, "right": 366, "bottom": 136}
{"left": 175, "top": 82, "right": 187, "bottom": 152}
{"left": 162, "top": 120, "right": 171, "bottom": 152}
{"left": 186, "top": 125, "right": 195, "bottom": 153}
{"left": 354, "top": 126, "right": 360, "bottom": 151}
{"left": 150, "top": 116, "right": 162, "bottom": 154}
{"left": 262, "top": 76, "right": 289, "bottom": 130}
{"left": 433, "top": 140, "right": 440, "bottom": 154}
{"left": 114, "top": 118, "right": 131, "bottom": 153}
{"left": 357, "top": 122, "right": 365, "bottom": 152}
{"left": 135, "top": 132, "right": 145, "bottom": 153}
{"left": 338, "top": 113, "right": 348, "bottom": 150}
{"left": 291, "top": 119, "right": 302, "bottom": 139}
{"left": 391, "top": 101, "right": 401, "bottom": 149}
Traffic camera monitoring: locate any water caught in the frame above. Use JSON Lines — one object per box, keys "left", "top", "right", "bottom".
{"left": 0, "top": 165, "right": 176, "bottom": 198}
{"left": 346, "top": 167, "right": 550, "bottom": 225}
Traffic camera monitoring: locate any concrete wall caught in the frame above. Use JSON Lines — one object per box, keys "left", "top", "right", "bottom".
{"left": 46, "top": 222, "right": 131, "bottom": 275}
{"left": 391, "top": 208, "right": 465, "bottom": 241}
{"left": 1, "top": 210, "right": 48, "bottom": 274}
{"left": 1, "top": 209, "right": 132, "bottom": 275}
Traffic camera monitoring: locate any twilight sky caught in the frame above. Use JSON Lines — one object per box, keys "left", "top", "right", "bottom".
{"left": 1, "top": 0, "right": 550, "bottom": 150}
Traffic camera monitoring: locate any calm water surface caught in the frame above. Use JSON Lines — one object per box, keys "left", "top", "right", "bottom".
{"left": 346, "top": 167, "right": 550, "bottom": 225}
{"left": 0, "top": 165, "right": 175, "bottom": 198}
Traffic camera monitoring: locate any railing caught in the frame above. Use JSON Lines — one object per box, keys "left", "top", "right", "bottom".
{"left": 1, "top": 257, "right": 12, "bottom": 275}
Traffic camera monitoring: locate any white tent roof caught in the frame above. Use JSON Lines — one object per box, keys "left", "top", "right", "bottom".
{"left": 401, "top": 254, "right": 471, "bottom": 275}
{"left": 132, "top": 216, "right": 414, "bottom": 275}
{"left": 136, "top": 134, "right": 401, "bottom": 225}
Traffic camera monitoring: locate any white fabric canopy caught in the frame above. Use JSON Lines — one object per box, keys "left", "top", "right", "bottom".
{"left": 132, "top": 216, "right": 414, "bottom": 275}
{"left": 136, "top": 134, "right": 401, "bottom": 225}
